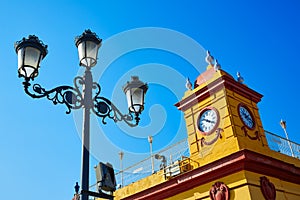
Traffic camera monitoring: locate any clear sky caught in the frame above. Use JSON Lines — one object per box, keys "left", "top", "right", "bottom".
{"left": 1, "top": 0, "right": 300, "bottom": 199}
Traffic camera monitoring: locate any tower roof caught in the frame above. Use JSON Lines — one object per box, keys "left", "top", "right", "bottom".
{"left": 175, "top": 65, "right": 263, "bottom": 111}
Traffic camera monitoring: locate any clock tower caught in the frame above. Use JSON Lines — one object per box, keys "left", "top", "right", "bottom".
{"left": 175, "top": 57, "right": 269, "bottom": 167}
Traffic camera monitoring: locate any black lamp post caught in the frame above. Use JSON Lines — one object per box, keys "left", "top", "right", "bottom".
{"left": 15, "top": 30, "right": 148, "bottom": 200}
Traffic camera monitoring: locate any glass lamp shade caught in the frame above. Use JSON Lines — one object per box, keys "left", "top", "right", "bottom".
{"left": 75, "top": 29, "right": 102, "bottom": 68}
{"left": 15, "top": 35, "right": 48, "bottom": 80}
{"left": 123, "top": 76, "right": 148, "bottom": 114}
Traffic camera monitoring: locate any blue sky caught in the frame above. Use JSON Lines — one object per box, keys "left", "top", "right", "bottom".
{"left": 1, "top": 1, "right": 300, "bottom": 199}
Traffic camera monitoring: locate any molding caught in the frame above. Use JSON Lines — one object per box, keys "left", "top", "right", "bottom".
{"left": 175, "top": 74, "right": 263, "bottom": 112}
{"left": 260, "top": 176, "right": 276, "bottom": 200}
{"left": 241, "top": 126, "right": 261, "bottom": 141}
{"left": 209, "top": 182, "right": 230, "bottom": 200}
{"left": 200, "top": 128, "right": 223, "bottom": 147}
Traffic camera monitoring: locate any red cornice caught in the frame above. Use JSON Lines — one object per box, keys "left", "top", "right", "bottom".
{"left": 121, "top": 150, "right": 300, "bottom": 200}
{"left": 175, "top": 74, "right": 263, "bottom": 111}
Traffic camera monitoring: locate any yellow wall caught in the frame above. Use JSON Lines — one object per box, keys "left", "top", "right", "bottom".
{"left": 113, "top": 171, "right": 166, "bottom": 200}
{"left": 165, "top": 170, "right": 300, "bottom": 200}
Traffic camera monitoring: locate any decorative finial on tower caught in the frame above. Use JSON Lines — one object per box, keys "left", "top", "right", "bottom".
{"left": 185, "top": 77, "right": 192, "bottom": 90}
{"left": 214, "top": 59, "right": 221, "bottom": 71}
{"left": 205, "top": 50, "right": 214, "bottom": 66}
{"left": 237, "top": 72, "right": 244, "bottom": 83}
{"left": 74, "top": 182, "right": 80, "bottom": 194}
{"left": 72, "top": 182, "right": 80, "bottom": 200}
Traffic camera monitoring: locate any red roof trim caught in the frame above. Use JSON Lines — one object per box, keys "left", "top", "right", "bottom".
{"left": 175, "top": 75, "right": 263, "bottom": 111}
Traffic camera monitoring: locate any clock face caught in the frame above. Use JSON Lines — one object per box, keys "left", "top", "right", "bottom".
{"left": 238, "top": 104, "right": 255, "bottom": 129}
{"left": 197, "top": 107, "right": 219, "bottom": 135}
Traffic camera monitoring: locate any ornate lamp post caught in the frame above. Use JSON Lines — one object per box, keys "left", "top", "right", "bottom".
{"left": 15, "top": 30, "right": 148, "bottom": 200}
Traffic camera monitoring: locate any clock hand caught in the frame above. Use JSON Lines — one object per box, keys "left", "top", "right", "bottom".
{"left": 245, "top": 114, "right": 252, "bottom": 121}
{"left": 203, "top": 118, "right": 216, "bottom": 124}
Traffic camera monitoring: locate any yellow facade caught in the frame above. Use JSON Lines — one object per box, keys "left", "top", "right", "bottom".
{"left": 164, "top": 170, "right": 300, "bottom": 200}
{"left": 106, "top": 65, "right": 300, "bottom": 200}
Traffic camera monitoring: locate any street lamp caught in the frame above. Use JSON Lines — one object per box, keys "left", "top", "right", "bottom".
{"left": 148, "top": 136, "right": 154, "bottom": 174}
{"left": 118, "top": 151, "right": 124, "bottom": 187}
{"left": 280, "top": 119, "right": 295, "bottom": 157}
{"left": 15, "top": 30, "right": 148, "bottom": 200}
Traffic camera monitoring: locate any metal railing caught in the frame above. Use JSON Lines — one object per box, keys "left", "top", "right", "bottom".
{"left": 265, "top": 131, "right": 300, "bottom": 158}
{"left": 114, "top": 131, "right": 300, "bottom": 188}
{"left": 115, "top": 138, "right": 189, "bottom": 188}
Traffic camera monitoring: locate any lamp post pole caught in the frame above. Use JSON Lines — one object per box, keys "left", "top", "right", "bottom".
{"left": 280, "top": 120, "right": 295, "bottom": 157}
{"left": 15, "top": 30, "right": 148, "bottom": 200}
{"left": 148, "top": 136, "right": 154, "bottom": 174}
{"left": 81, "top": 68, "right": 93, "bottom": 200}
{"left": 119, "top": 151, "right": 124, "bottom": 187}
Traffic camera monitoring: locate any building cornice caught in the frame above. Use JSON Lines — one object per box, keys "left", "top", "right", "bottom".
{"left": 175, "top": 73, "right": 263, "bottom": 111}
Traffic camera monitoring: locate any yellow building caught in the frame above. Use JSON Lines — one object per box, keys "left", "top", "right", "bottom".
{"left": 105, "top": 54, "right": 300, "bottom": 200}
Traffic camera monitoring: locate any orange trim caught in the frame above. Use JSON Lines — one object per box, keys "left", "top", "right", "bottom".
{"left": 175, "top": 75, "right": 263, "bottom": 111}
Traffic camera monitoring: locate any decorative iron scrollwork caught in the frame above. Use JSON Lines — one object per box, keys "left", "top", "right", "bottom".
{"left": 23, "top": 77, "right": 83, "bottom": 114}
{"left": 92, "top": 83, "right": 137, "bottom": 127}
{"left": 22, "top": 75, "right": 139, "bottom": 126}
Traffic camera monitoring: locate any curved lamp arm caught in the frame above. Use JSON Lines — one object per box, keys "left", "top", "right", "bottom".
{"left": 91, "top": 82, "right": 139, "bottom": 127}
{"left": 22, "top": 76, "right": 142, "bottom": 126}
{"left": 22, "top": 77, "right": 84, "bottom": 114}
